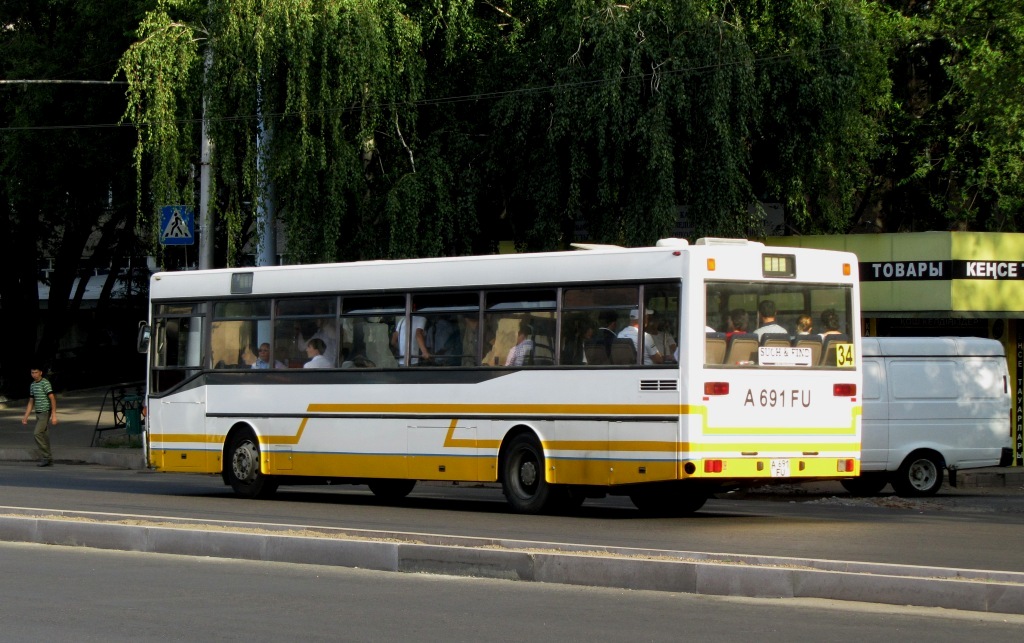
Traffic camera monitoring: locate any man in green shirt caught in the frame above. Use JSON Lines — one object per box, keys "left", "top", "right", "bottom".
{"left": 21, "top": 366, "right": 58, "bottom": 467}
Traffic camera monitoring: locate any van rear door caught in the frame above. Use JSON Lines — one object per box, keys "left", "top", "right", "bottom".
{"left": 861, "top": 357, "right": 889, "bottom": 469}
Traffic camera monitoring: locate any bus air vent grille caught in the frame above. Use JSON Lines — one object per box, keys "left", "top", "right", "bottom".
{"left": 640, "top": 380, "right": 678, "bottom": 392}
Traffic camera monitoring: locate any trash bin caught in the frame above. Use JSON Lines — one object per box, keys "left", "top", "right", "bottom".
{"left": 123, "top": 394, "right": 143, "bottom": 436}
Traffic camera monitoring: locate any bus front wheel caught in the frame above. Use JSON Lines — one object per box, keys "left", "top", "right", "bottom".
{"left": 225, "top": 431, "right": 278, "bottom": 499}
{"left": 501, "top": 434, "right": 552, "bottom": 514}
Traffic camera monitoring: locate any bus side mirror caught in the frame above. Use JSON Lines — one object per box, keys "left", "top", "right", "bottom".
{"left": 137, "top": 321, "right": 151, "bottom": 354}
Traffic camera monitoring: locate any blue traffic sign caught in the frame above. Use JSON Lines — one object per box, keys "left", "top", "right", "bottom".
{"left": 160, "top": 205, "right": 195, "bottom": 246}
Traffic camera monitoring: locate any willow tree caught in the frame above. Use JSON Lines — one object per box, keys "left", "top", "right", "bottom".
{"left": 457, "top": 0, "right": 893, "bottom": 249}
{"left": 120, "top": 1, "right": 895, "bottom": 263}
{"left": 119, "top": 0, "right": 425, "bottom": 264}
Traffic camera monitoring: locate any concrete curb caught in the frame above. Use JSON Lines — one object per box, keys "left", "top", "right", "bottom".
{"left": 0, "top": 448, "right": 145, "bottom": 470}
{"left": 1, "top": 508, "right": 1021, "bottom": 615}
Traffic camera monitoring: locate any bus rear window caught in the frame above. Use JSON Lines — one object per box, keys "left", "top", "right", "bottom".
{"left": 705, "top": 281, "right": 854, "bottom": 368}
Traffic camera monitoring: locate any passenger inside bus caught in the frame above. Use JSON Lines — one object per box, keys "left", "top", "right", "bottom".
{"left": 392, "top": 311, "right": 430, "bottom": 366}
{"left": 295, "top": 318, "right": 339, "bottom": 367}
{"left": 505, "top": 320, "right": 535, "bottom": 366}
{"left": 795, "top": 314, "right": 814, "bottom": 336}
{"left": 617, "top": 308, "right": 663, "bottom": 365}
{"left": 561, "top": 313, "right": 596, "bottom": 365}
{"left": 754, "top": 300, "right": 788, "bottom": 338}
{"left": 819, "top": 309, "right": 843, "bottom": 337}
{"left": 303, "top": 338, "right": 332, "bottom": 369}
{"left": 648, "top": 312, "right": 677, "bottom": 362}
{"left": 725, "top": 309, "right": 749, "bottom": 338}
{"left": 251, "top": 343, "right": 285, "bottom": 369}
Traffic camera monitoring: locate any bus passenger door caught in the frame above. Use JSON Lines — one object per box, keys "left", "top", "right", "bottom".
{"left": 154, "top": 387, "right": 208, "bottom": 470}
{"left": 149, "top": 313, "right": 209, "bottom": 471}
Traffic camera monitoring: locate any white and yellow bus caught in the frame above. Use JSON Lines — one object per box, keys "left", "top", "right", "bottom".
{"left": 138, "top": 238, "right": 862, "bottom": 514}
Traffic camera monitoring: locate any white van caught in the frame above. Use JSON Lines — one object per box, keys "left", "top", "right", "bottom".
{"left": 846, "top": 336, "right": 1013, "bottom": 497}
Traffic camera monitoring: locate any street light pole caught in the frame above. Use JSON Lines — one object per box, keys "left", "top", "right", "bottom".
{"left": 198, "top": 37, "right": 214, "bottom": 270}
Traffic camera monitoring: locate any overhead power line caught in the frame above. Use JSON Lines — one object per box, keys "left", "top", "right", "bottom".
{"left": 0, "top": 79, "right": 126, "bottom": 85}
{"left": 0, "top": 44, "right": 848, "bottom": 133}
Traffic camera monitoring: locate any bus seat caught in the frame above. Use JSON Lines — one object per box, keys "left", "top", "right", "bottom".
{"left": 724, "top": 333, "right": 758, "bottom": 364}
{"left": 705, "top": 332, "right": 727, "bottom": 365}
{"left": 820, "top": 333, "right": 851, "bottom": 366}
{"left": 793, "top": 336, "right": 822, "bottom": 365}
{"left": 759, "top": 333, "right": 791, "bottom": 348}
{"left": 529, "top": 342, "right": 555, "bottom": 366}
{"left": 610, "top": 338, "right": 637, "bottom": 365}
{"left": 583, "top": 341, "right": 611, "bottom": 365}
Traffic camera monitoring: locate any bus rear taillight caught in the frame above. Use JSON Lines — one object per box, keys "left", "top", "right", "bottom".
{"left": 704, "top": 382, "right": 729, "bottom": 396}
{"left": 838, "top": 459, "right": 856, "bottom": 472}
{"left": 833, "top": 383, "right": 857, "bottom": 397}
{"left": 704, "top": 460, "right": 723, "bottom": 473}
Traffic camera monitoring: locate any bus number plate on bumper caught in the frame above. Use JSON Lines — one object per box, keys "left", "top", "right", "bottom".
{"left": 770, "top": 459, "right": 790, "bottom": 477}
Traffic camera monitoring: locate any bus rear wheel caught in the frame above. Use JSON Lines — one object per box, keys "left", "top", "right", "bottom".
{"left": 840, "top": 473, "right": 888, "bottom": 496}
{"left": 225, "top": 431, "right": 278, "bottom": 499}
{"left": 368, "top": 479, "right": 416, "bottom": 502}
{"left": 629, "top": 484, "right": 707, "bottom": 516}
{"left": 501, "top": 434, "right": 553, "bottom": 514}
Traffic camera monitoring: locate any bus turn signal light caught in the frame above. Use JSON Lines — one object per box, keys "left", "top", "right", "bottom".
{"left": 704, "top": 382, "right": 729, "bottom": 396}
{"left": 704, "top": 460, "right": 723, "bottom": 473}
{"left": 833, "top": 383, "right": 857, "bottom": 397}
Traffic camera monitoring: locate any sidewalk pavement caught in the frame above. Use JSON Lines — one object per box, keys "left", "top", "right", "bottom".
{"left": 0, "top": 385, "right": 1021, "bottom": 488}
{"left": 0, "top": 385, "right": 144, "bottom": 470}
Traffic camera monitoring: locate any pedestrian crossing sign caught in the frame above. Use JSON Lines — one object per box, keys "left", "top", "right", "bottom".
{"left": 160, "top": 205, "right": 195, "bottom": 246}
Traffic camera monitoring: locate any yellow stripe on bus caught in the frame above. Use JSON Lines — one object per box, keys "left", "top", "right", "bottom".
{"left": 150, "top": 402, "right": 861, "bottom": 449}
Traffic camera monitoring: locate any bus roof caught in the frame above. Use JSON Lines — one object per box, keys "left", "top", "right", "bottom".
{"left": 149, "top": 239, "right": 858, "bottom": 300}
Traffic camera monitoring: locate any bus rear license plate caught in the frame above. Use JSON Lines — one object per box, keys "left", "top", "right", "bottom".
{"left": 770, "top": 459, "right": 790, "bottom": 477}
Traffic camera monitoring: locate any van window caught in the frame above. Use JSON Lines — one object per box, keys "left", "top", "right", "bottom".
{"left": 890, "top": 360, "right": 958, "bottom": 399}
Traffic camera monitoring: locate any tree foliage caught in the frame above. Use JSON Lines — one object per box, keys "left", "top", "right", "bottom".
{"left": 111, "top": 0, "right": 1024, "bottom": 258}
{"left": 861, "top": 1, "right": 1024, "bottom": 232}
{"left": 1, "top": 0, "right": 151, "bottom": 391}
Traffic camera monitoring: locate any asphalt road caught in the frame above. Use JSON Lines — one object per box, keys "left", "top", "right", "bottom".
{"left": 2, "top": 541, "right": 1021, "bottom": 642}
{"left": 1, "top": 462, "right": 1023, "bottom": 573}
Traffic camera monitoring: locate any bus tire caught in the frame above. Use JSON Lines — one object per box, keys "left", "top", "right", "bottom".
{"left": 501, "top": 433, "right": 552, "bottom": 514}
{"left": 840, "top": 474, "right": 888, "bottom": 496}
{"left": 890, "top": 451, "right": 944, "bottom": 497}
{"left": 225, "top": 430, "right": 278, "bottom": 499}
{"left": 368, "top": 479, "right": 416, "bottom": 502}
{"left": 629, "top": 484, "right": 707, "bottom": 516}
{"left": 546, "top": 485, "right": 588, "bottom": 514}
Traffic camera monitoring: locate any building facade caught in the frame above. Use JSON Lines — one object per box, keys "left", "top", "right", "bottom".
{"left": 767, "top": 232, "right": 1023, "bottom": 466}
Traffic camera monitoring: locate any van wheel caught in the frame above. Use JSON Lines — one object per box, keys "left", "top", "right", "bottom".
{"left": 891, "top": 452, "right": 944, "bottom": 497}
{"left": 840, "top": 474, "right": 888, "bottom": 496}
